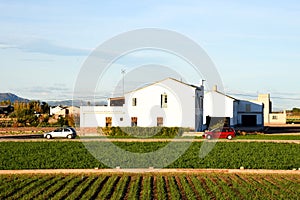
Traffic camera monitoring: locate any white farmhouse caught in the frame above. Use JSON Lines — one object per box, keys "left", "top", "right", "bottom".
{"left": 50, "top": 105, "right": 80, "bottom": 118}
{"left": 80, "top": 78, "right": 205, "bottom": 131}
{"left": 204, "top": 86, "right": 264, "bottom": 129}
{"left": 80, "top": 78, "right": 265, "bottom": 131}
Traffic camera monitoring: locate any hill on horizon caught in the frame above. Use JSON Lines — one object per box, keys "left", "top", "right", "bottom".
{"left": 0, "top": 93, "right": 107, "bottom": 107}
{"left": 47, "top": 100, "right": 108, "bottom": 107}
{"left": 0, "top": 93, "right": 29, "bottom": 103}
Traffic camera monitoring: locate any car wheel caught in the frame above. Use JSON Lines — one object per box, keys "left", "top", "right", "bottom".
{"left": 46, "top": 134, "right": 52, "bottom": 139}
{"left": 207, "top": 135, "right": 212, "bottom": 140}
{"left": 227, "top": 135, "right": 233, "bottom": 140}
{"left": 67, "top": 134, "right": 72, "bottom": 139}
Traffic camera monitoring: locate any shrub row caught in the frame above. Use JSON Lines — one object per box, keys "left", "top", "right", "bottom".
{"left": 99, "top": 126, "right": 189, "bottom": 137}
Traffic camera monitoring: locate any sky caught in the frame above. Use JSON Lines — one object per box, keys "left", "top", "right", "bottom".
{"left": 1, "top": 0, "right": 300, "bottom": 110}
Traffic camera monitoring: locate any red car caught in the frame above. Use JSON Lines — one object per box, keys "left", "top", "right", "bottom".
{"left": 203, "top": 127, "right": 236, "bottom": 140}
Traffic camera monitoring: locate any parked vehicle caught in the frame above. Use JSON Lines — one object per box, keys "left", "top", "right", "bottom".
{"left": 203, "top": 127, "right": 236, "bottom": 140}
{"left": 44, "top": 127, "right": 77, "bottom": 139}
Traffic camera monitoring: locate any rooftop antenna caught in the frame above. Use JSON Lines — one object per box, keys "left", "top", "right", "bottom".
{"left": 121, "top": 68, "right": 126, "bottom": 96}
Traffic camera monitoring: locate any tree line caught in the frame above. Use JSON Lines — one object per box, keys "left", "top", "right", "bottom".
{"left": 0, "top": 100, "right": 74, "bottom": 127}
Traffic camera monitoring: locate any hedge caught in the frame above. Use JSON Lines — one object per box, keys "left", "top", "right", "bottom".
{"left": 99, "top": 126, "right": 189, "bottom": 137}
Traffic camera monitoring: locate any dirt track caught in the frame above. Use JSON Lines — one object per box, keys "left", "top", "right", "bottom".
{"left": 0, "top": 137, "right": 300, "bottom": 144}
{"left": 0, "top": 168, "right": 299, "bottom": 175}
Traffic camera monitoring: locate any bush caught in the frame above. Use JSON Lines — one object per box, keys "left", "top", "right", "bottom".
{"left": 100, "top": 126, "right": 189, "bottom": 137}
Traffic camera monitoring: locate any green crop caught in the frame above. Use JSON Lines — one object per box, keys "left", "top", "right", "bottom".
{"left": 0, "top": 141, "right": 299, "bottom": 170}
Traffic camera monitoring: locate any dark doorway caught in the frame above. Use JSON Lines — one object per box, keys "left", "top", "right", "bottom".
{"left": 105, "top": 117, "right": 112, "bottom": 127}
{"left": 241, "top": 115, "right": 257, "bottom": 126}
{"left": 131, "top": 117, "right": 137, "bottom": 127}
{"left": 157, "top": 117, "right": 163, "bottom": 127}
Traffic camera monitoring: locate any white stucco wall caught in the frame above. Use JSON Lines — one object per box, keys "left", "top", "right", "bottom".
{"left": 80, "top": 106, "right": 128, "bottom": 127}
{"left": 203, "top": 91, "right": 235, "bottom": 125}
{"left": 124, "top": 78, "right": 196, "bottom": 128}
{"left": 50, "top": 106, "right": 63, "bottom": 115}
{"left": 203, "top": 92, "right": 264, "bottom": 127}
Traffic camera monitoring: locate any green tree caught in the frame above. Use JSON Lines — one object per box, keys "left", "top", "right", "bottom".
{"left": 40, "top": 102, "right": 50, "bottom": 114}
{"left": 0, "top": 100, "right": 11, "bottom": 105}
{"left": 10, "top": 100, "right": 51, "bottom": 127}
{"left": 292, "top": 108, "right": 300, "bottom": 114}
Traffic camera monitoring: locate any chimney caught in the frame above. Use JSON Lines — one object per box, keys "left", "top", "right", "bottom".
{"left": 213, "top": 85, "right": 217, "bottom": 92}
{"left": 201, "top": 80, "right": 205, "bottom": 86}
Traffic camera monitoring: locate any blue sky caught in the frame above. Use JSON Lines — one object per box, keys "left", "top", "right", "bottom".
{"left": 1, "top": 0, "right": 300, "bottom": 110}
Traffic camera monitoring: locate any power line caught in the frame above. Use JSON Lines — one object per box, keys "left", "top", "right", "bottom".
{"left": 227, "top": 93, "right": 300, "bottom": 101}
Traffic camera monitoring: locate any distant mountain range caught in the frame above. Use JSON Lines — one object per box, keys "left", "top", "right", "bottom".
{"left": 0, "top": 93, "right": 29, "bottom": 103}
{"left": 47, "top": 100, "right": 107, "bottom": 107}
{"left": 0, "top": 93, "right": 107, "bottom": 107}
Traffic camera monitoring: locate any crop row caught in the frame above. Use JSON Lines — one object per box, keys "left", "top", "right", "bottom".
{"left": 0, "top": 173, "right": 299, "bottom": 199}
{"left": 0, "top": 141, "right": 299, "bottom": 169}
{"left": 235, "top": 134, "right": 300, "bottom": 140}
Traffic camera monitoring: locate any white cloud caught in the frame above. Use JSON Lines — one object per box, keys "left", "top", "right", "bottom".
{"left": 0, "top": 43, "right": 17, "bottom": 49}
{"left": 0, "top": 39, "right": 91, "bottom": 56}
{"left": 19, "top": 39, "right": 91, "bottom": 56}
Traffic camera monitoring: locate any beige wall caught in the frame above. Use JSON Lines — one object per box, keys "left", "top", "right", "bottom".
{"left": 253, "top": 94, "right": 286, "bottom": 125}
{"left": 268, "top": 112, "right": 286, "bottom": 125}
{"left": 256, "top": 94, "right": 271, "bottom": 124}
{"left": 51, "top": 106, "right": 80, "bottom": 118}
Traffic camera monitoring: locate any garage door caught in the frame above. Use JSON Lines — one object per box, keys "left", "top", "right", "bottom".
{"left": 241, "top": 115, "right": 257, "bottom": 126}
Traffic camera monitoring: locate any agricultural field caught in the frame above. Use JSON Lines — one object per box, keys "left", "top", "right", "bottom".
{"left": 0, "top": 141, "right": 299, "bottom": 170}
{"left": 0, "top": 173, "right": 299, "bottom": 199}
{"left": 235, "top": 134, "right": 300, "bottom": 140}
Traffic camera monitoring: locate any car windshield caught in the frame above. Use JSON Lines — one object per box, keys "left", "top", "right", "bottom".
{"left": 211, "top": 128, "right": 221, "bottom": 132}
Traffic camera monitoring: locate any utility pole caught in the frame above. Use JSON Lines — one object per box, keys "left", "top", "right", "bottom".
{"left": 121, "top": 69, "right": 126, "bottom": 96}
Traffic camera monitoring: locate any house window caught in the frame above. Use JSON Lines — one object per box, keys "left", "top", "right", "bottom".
{"left": 120, "top": 117, "right": 123, "bottom": 121}
{"left": 157, "top": 117, "right": 163, "bottom": 126}
{"left": 105, "top": 117, "right": 112, "bottom": 127}
{"left": 161, "top": 93, "right": 168, "bottom": 108}
{"left": 110, "top": 97, "right": 125, "bottom": 106}
{"left": 132, "top": 98, "right": 137, "bottom": 106}
{"left": 131, "top": 117, "right": 137, "bottom": 127}
{"left": 246, "top": 104, "right": 251, "bottom": 112}
{"left": 272, "top": 115, "right": 278, "bottom": 120}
